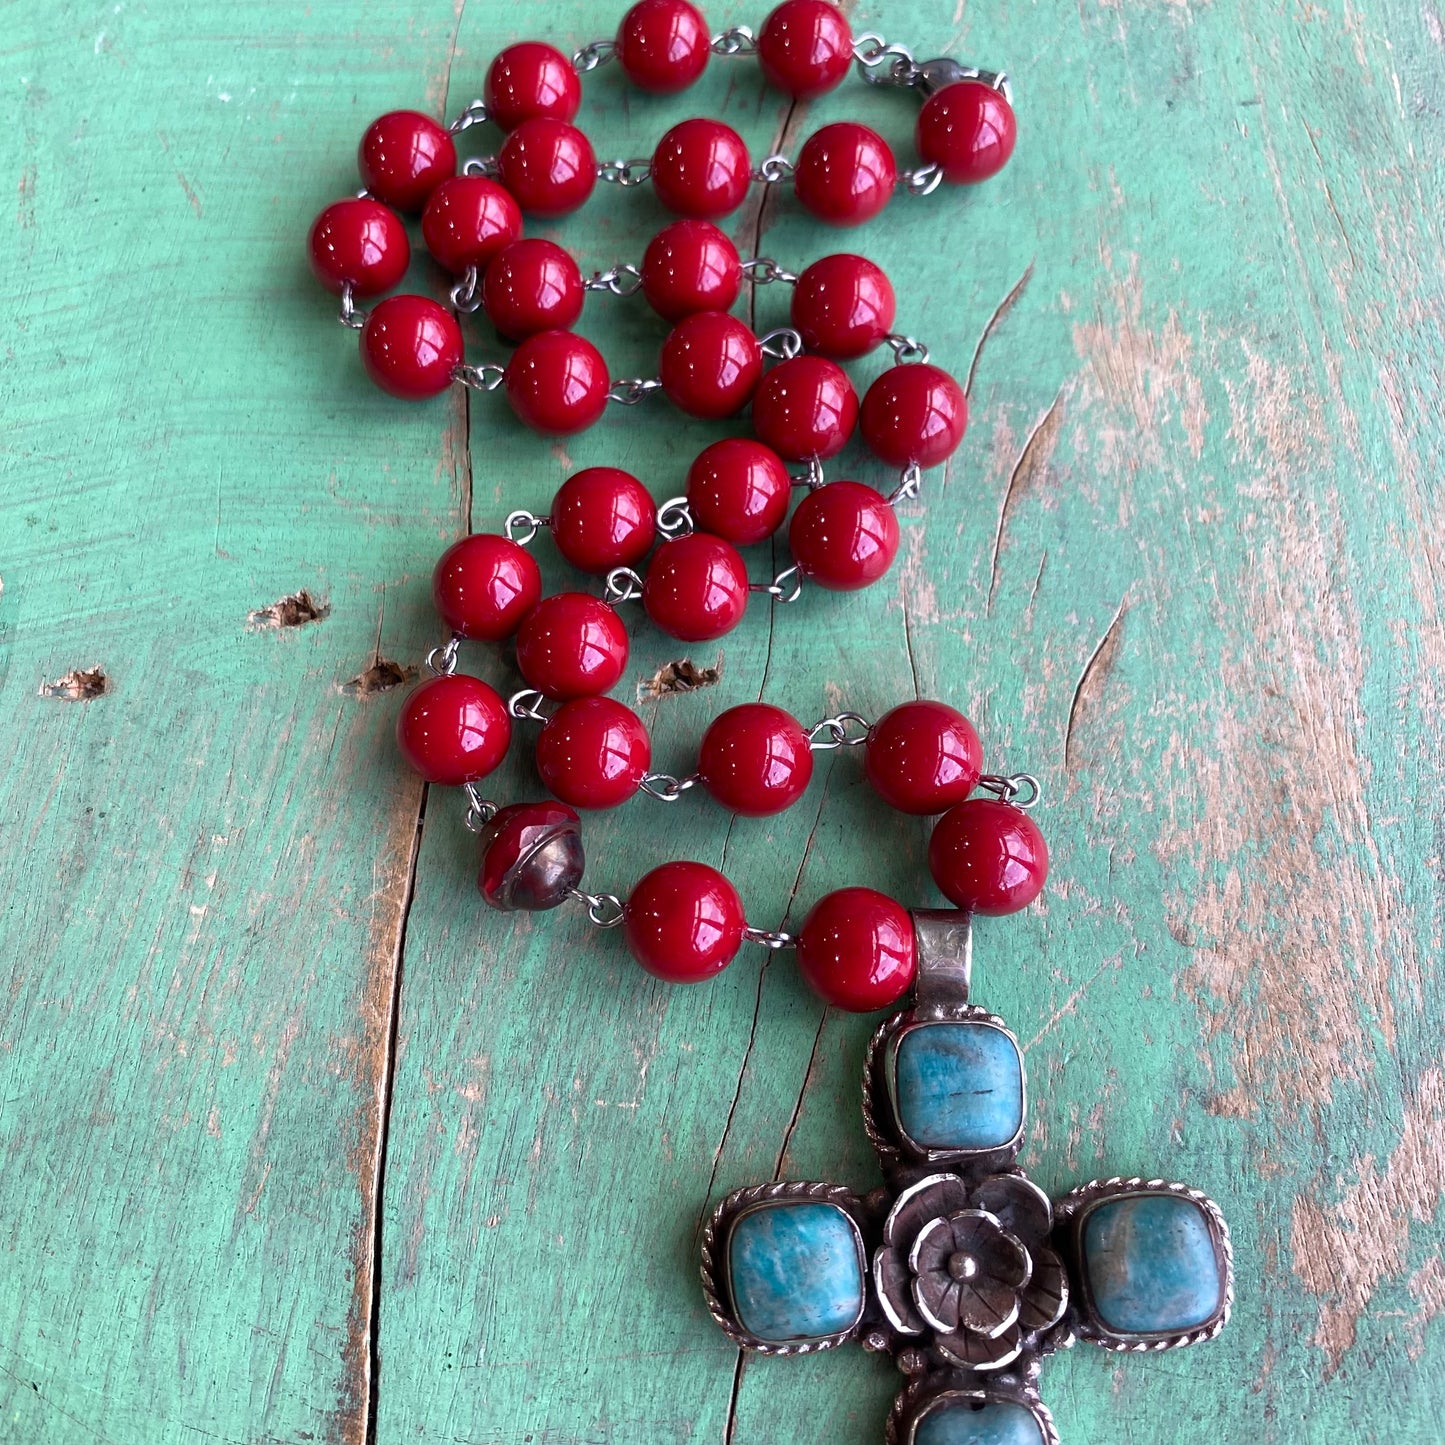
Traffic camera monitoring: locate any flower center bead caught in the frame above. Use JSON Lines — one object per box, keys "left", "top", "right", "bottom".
{"left": 947, "top": 1251, "right": 979, "bottom": 1282}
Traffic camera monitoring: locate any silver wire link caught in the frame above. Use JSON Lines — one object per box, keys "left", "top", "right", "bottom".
{"left": 571, "top": 888, "right": 626, "bottom": 927}
{"left": 752, "top": 153, "right": 795, "bottom": 184}
{"left": 461, "top": 154, "right": 502, "bottom": 178}
{"left": 572, "top": 38, "right": 616, "bottom": 72}
{"left": 743, "top": 924, "right": 797, "bottom": 950}
{"left": 587, "top": 263, "right": 645, "bottom": 296}
{"left": 507, "top": 688, "right": 549, "bottom": 721}
{"left": 598, "top": 157, "right": 652, "bottom": 186}
{"left": 885, "top": 333, "right": 931, "bottom": 364}
{"left": 449, "top": 265, "right": 484, "bottom": 313}
{"left": 604, "top": 566, "right": 644, "bottom": 603}
{"left": 977, "top": 772, "right": 1043, "bottom": 809}
{"left": 606, "top": 376, "right": 663, "bottom": 405}
{"left": 426, "top": 636, "right": 461, "bottom": 676}
{"left": 710, "top": 24, "right": 757, "bottom": 54}
{"left": 504, "top": 509, "right": 549, "bottom": 545}
{"left": 898, "top": 164, "right": 944, "bottom": 197}
{"left": 759, "top": 327, "right": 804, "bottom": 360}
{"left": 338, "top": 283, "right": 366, "bottom": 330}
{"left": 656, "top": 496, "right": 694, "bottom": 538}
{"left": 887, "top": 463, "right": 923, "bottom": 506}
{"left": 741, "top": 257, "right": 799, "bottom": 286}
{"left": 463, "top": 782, "right": 499, "bottom": 832}
{"left": 807, "top": 711, "right": 873, "bottom": 750}
{"left": 791, "top": 457, "right": 825, "bottom": 490}
{"left": 449, "top": 98, "right": 490, "bottom": 133}
{"left": 639, "top": 771, "right": 701, "bottom": 801}
{"left": 752, "top": 564, "right": 802, "bottom": 603}
{"left": 853, "top": 34, "right": 921, "bottom": 88}
{"left": 453, "top": 363, "right": 507, "bottom": 391}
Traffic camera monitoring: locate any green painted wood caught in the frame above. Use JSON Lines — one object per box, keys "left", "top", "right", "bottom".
{"left": 3, "top": 0, "right": 1444, "bottom": 1442}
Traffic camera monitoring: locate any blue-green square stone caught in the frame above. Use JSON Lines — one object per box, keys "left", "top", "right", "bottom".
{"left": 726, "top": 1202, "right": 864, "bottom": 1343}
{"left": 1081, "top": 1192, "right": 1224, "bottom": 1335}
{"left": 893, "top": 1022, "right": 1024, "bottom": 1151}
{"left": 913, "top": 1401, "right": 1044, "bottom": 1445}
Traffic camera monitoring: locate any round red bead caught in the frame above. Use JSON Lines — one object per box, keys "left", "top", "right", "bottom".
{"left": 685, "top": 438, "right": 791, "bottom": 545}
{"left": 916, "top": 80, "right": 1017, "bottom": 185}
{"left": 432, "top": 533, "right": 542, "bottom": 640}
{"left": 395, "top": 673, "right": 512, "bottom": 786}
{"left": 788, "top": 480, "right": 899, "bottom": 590}
{"left": 643, "top": 533, "right": 750, "bottom": 641}
{"left": 624, "top": 861, "right": 745, "bottom": 982}
{"left": 497, "top": 118, "right": 597, "bottom": 217}
{"left": 476, "top": 801, "right": 584, "bottom": 911}
{"left": 504, "top": 330, "right": 611, "bottom": 435}
{"left": 359, "top": 295, "right": 462, "bottom": 400}
{"left": 790, "top": 253, "right": 895, "bottom": 359}
{"left": 751, "top": 355, "right": 858, "bottom": 461}
{"left": 515, "top": 592, "right": 630, "bottom": 699}
{"left": 357, "top": 110, "right": 456, "bottom": 212}
{"left": 536, "top": 696, "right": 651, "bottom": 809}
{"left": 864, "top": 701, "right": 982, "bottom": 815}
{"left": 307, "top": 198, "right": 410, "bottom": 297}
{"left": 928, "top": 799, "right": 1048, "bottom": 915}
{"left": 482, "top": 238, "right": 585, "bottom": 340}
{"left": 551, "top": 467, "right": 657, "bottom": 573}
{"left": 484, "top": 42, "right": 582, "bottom": 132}
{"left": 616, "top": 0, "right": 711, "bottom": 92}
{"left": 420, "top": 175, "right": 522, "bottom": 274}
{"left": 651, "top": 119, "right": 751, "bottom": 218}
{"left": 795, "top": 887, "right": 916, "bottom": 1011}
{"left": 640, "top": 220, "right": 742, "bottom": 322}
{"left": 756, "top": 0, "right": 853, "bottom": 97}
{"left": 659, "top": 311, "right": 762, "bottom": 419}
{"left": 698, "top": 703, "right": 814, "bottom": 817}
{"left": 860, "top": 363, "right": 968, "bottom": 468}
{"left": 793, "top": 123, "right": 895, "bottom": 226}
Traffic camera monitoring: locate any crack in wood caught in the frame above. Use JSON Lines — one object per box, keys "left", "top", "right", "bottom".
{"left": 1063, "top": 594, "right": 1130, "bottom": 774}
{"left": 965, "top": 259, "right": 1035, "bottom": 400}
{"left": 986, "top": 385, "right": 1067, "bottom": 615}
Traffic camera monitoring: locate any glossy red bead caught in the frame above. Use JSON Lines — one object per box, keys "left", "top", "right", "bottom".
{"left": 793, "top": 123, "right": 895, "bottom": 226}
{"left": 358, "top": 110, "right": 457, "bottom": 212}
{"left": 864, "top": 701, "right": 982, "bottom": 815}
{"left": 916, "top": 80, "right": 1017, "bottom": 185}
{"left": 482, "top": 238, "right": 585, "bottom": 340}
{"left": 795, "top": 887, "right": 916, "bottom": 1012}
{"left": 420, "top": 175, "right": 522, "bottom": 274}
{"left": 928, "top": 799, "right": 1048, "bottom": 915}
{"left": 307, "top": 198, "right": 410, "bottom": 297}
{"left": 432, "top": 533, "right": 543, "bottom": 640}
{"left": 616, "top": 0, "right": 711, "bottom": 92}
{"left": 551, "top": 467, "right": 657, "bottom": 573}
{"left": 497, "top": 118, "right": 597, "bottom": 217}
{"left": 624, "top": 861, "right": 745, "bottom": 982}
{"left": 476, "top": 801, "right": 584, "bottom": 911}
{"left": 484, "top": 42, "right": 582, "bottom": 132}
{"left": 791, "top": 253, "right": 895, "bottom": 358}
{"left": 359, "top": 295, "right": 463, "bottom": 400}
{"left": 756, "top": 0, "right": 852, "bottom": 97}
{"left": 860, "top": 363, "right": 968, "bottom": 468}
{"left": 514, "top": 592, "right": 630, "bottom": 699}
{"left": 640, "top": 220, "right": 742, "bottom": 322}
{"left": 643, "top": 533, "right": 750, "bottom": 641}
{"left": 395, "top": 673, "right": 511, "bottom": 785}
{"left": 659, "top": 312, "right": 762, "bottom": 419}
{"left": 504, "top": 329, "right": 611, "bottom": 435}
{"left": 751, "top": 355, "right": 858, "bottom": 461}
{"left": 536, "top": 696, "right": 651, "bottom": 809}
{"left": 685, "top": 438, "right": 791, "bottom": 545}
{"left": 788, "top": 480, "right": 899, "bottom": 590}
{"left": 698, "top": 703, "right": 814, "bottom": 816}
{"left": 651, "top": 119, "right": 751, "bottom": 218}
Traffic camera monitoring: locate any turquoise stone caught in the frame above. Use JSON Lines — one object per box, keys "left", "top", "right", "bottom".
{"left": 726, "top": 1202, "right": 864, "bottom": 1342}
{"left": 893, "top": 1021, "right": 1024, "bottom": 1150}
{"left": 913, "top": 1400, "right": 1044, "bottom": 1445}
{"left": 1082, "top": 1192, "right": 1223, "bottom": 1335}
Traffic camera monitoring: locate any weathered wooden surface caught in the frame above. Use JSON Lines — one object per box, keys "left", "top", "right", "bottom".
{"left": 3, "top": 0, "right": 1443, "bottom": 1440}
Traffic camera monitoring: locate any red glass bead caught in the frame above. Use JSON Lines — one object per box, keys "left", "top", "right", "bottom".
{"left": 790, "top": 253, "right": 895, "bottom": 359}
{"left": 432, "top": 533, "right": 543, "bottom": 640}
{"left": 395, "top": 673, "right": 511, "bottom": 785}
{"left": 793, "top": 122, "right": 895, "bottom": 226}
{"left": 788, "top": 480, "right": 898, "bottom": 590}
{"left": 916, "top": 80, "right": 1017, "bottom": 185}
{"left": 860, "top": 363, "right": 968, "bottom": 468}
{"left": 357, "top": 110, "right": 457, "bottom": 212}
{"left": 640, "top": 220, "right": 742, "bottom": 322}
{"left": 536, "top": 696, "right": 652, "bottom": 809}
{"left": 420, "top": 175, "right": 522, "bottom": 274}
{"left": 551, "top": 467, "right": 657, "bottom": 573}
{"left": 359, "top": 295, "right": 462, "bottom": 400}
{"left": 756, "top": 0, "right": 852, "bottom": 97}
{"left": 795, "top": 887, "right": 916, "bottom": 1012}
{"left": 477, "top": 801, "right": 584, "bottom": 911}
{"left": 515, "top": 592, "right": 630, "bottom": 699}
{"left": 685, "top": 438, "right": 791, "bottom": 545}
{"left": 484, "top": 42, "right": 582, "bottom": 132}
{"left": 751, "top": 355, "right": 858, "bottom": 461}
{"left": 624, "top": 861, "right": 745, "bottom": 982}
{"left": 659, "top": 312, "right": 762, "bottom": 419}
{"left": 307, "top": 198, "right": 410, "bottom": 297}
{"left": 482, "top": 238, "right": 585, "bottom": 340}
{"left": 651, "top": 119, "right": 751, "bottom": 218}
{"left": 504, "top": 329, "right": 611, "bottom": 435}
{"left": 864, "top": 701, "right": 982, "bottom": 815}
{"left": 497, "top": 118, "right": 597, "bottom": 217}
{"left": 928, "top": 799, "right": 1048, "bottom": 915}
{"left": 698, "top": 703, "right": 814, "bottom": 817}
{"left": 643, "top": 533, "right": 750, "bottom": 641}
{"left": 616, "top": 0, "right": 711, "bottom": 93}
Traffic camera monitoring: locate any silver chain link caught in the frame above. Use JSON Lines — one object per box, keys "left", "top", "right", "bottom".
{"left": 656, "top": 496, "right": 694, "bottom": 538}
{"left": 338, "top": 283, "right": 366, "bottom": 330}
{"left": 449, "top": 265, "right": 483, "bottom": 313}
{"left": 791, "top": 457, "right": 825, "bottom": 490}
{"left": 885, "top": 333, "right": 931, "bottom": 364}
{"left": 598, "top": 157, "right": 651, "bottom": 187}
{"left": 752, "top": 153, "right": 795, "bottom": 184}
{"left": 453, "top": 363, "right": 506, "bottom": 392}
{"left": 807, "top": 711, "right": 873, "bottom": 750}
{"left": 887, "top": 463, "right": 923, "bottom": 506}
{"left": 571, "top": 888, "right": 625, "bottom": 927}
{"left": 751, "top": 564, "right": 802, "bottom": 603}
{"left": 587, "top": 263, "right": 645, "bottom": 296}
{"left": 604, "top": 566, "right": 645, "bottom": 603}
{"left": 743, "top": 924, "right": 796, "bottom": 950}
{"left": 449, "top": 98, "right": 489, "bottom": 133}
{"left": 898, "top": 164, "right": 944, "bottom": 197}
{"left": 504, "top": 509, "right": 549, "bottom": 545}
{"left": 709, "top": 25, "right": 757, "bottom": 54}
{"left": 977, "top": 773, "right": 1043, "bottom": 809}
{"left": 461, "top": 154, "right": 502, "bottom": 178}
{"left": 758, "top": 327, "right": 804, "bottom": 360}
{"left": 606, "top": 376, "right": 663, "bottom": 406}
{"left": 425, "top": 636, "right": 461, "bottom": 676}
{"left": 740, "top": 257, "right": 799, "bottom": 286}
{"left": 853, "top": 34, "right": 922, "bottom": 87}
{"left": 463, "top": 782, "right": 498, "bottom": 832}
{"left": 507, "top": 688, "right": 549, "bottom": 721}
{"left": 572, "top": 38, "right": 616, "bottom": 72}
{"left": 639, "top": 772, "right": 701, "bottom": 802}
